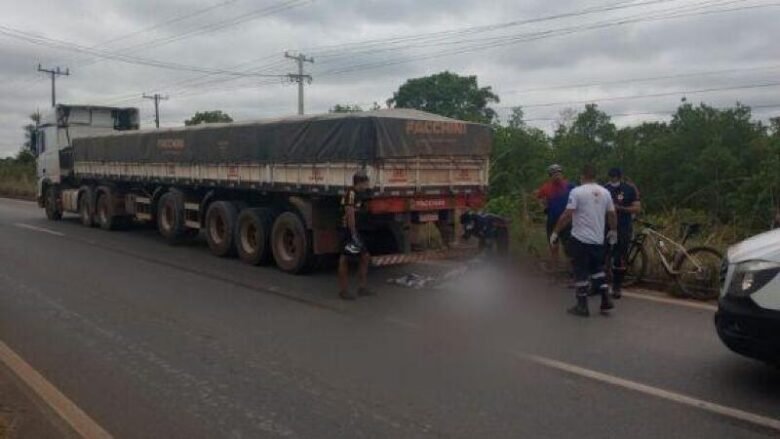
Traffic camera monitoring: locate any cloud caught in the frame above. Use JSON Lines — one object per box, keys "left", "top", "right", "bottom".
{"left": 0, "top": 0, "right": 778, "bottom": 156}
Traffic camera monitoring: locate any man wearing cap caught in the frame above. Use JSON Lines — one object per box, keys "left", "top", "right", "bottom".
{"left": 535, "top": 164, "right": 575, "bottom": 269}
{"left": 604, "top": 167, "right": 641, "bottom": 298}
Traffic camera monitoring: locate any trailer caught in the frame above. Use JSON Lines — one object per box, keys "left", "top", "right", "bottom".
{"left": 37, "top": 105, "right": 492, "bottom": 273}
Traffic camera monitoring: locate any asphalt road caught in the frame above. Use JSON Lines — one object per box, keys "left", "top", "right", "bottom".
{"left": 0, "top": 197, "right": 778, "bottom": 438}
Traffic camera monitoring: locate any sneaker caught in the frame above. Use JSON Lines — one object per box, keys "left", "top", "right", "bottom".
{"left": 339, "top": 290, "right": 357, "bottom": 301}
{"left": 358, "top": 287, "right": 375, "bottom": 297}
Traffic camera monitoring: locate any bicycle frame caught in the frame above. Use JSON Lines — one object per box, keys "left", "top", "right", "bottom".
{"left": 638, "top": 227, "right": 705, "bottom": 276}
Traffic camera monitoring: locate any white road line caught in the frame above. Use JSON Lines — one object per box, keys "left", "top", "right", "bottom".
{"left": 13, "top": 223, "right": 65, "bottom": 237}
{"left": 0, "top": 339, "right": 113, "bottom": 438}
{"left": 515, "top": 352, "right": 780, "bottom": 433}
{"left": 623, "top": 290, "right": 717, "bottom": 311}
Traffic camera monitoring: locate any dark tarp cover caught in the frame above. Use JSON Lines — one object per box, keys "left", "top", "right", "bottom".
{"left": 72, "top": 109, "right": 493, "bottom": 164}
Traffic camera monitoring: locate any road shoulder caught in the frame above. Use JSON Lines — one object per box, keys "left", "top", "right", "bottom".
{"left": 0, "top": 361, "right": 66, "bottom": 439}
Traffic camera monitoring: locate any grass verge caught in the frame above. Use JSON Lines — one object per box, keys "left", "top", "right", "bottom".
{"left": 0, "top": 161, "right": 36, "bottom": 201}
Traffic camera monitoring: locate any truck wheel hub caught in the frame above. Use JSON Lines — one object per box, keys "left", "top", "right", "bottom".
{"left": 241, "top": 223, "right": 258, "bottom": 253}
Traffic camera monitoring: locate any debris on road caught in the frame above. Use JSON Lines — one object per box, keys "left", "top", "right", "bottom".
{"left": 387, "top": 262, "right": 472, "bottom": 289}
{"left": 387, "top": 273, "right": 436, "bottom": 289}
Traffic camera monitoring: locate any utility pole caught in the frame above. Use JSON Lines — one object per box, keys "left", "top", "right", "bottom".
{"left": 37, "top": 64, "right": 70, "bottom": 107}
{"left": 143, "top": 93, "right": 169, "bottom": 128}
{"left": 285, "top": 51, "right": 314, "bottom": 115}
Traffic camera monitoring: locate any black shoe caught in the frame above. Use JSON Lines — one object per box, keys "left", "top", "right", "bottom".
{"left": 339, "top": 290, "right": 357, "bottom": 301}
{"left": 600, "top": 295, "right": 614, "bottom": 311}
{"left": 567, "top": 304, "right": 590, "bottom": 317}
{"left": 612, "top": 289, "right": 622, "bottom": 299}
{"left": 568, "top": 295, "right": 590, "bottom": 317}
{"left": 358, "top": 287, "right": 375, "bottom": 297}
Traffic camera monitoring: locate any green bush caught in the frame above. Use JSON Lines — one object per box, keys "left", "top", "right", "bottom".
{"left": 0, "top": 159, "right": 36, "bottom": 199}
{"left": 489, "top": 102, "right": 780, "bottom": 250}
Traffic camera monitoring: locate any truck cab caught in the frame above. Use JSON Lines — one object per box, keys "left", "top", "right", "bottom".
{"left": 36, "top": 105, "right": 139, "bottom": 209}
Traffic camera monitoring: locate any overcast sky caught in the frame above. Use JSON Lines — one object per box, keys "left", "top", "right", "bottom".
{"left": 0, "top": 0, "right": 778, "bottom": 156}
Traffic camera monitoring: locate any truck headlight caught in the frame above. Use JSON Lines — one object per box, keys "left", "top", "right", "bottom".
{"left": 728, "top": 260, "right": 780, "bottom": 297}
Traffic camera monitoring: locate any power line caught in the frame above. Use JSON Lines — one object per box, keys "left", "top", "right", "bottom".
{"left": 95, "top": 0, "right": 669, "bottom": 106}
{"left": 7, "top": 0, "right": 242, "bottom": 91}
{"left": 96, "top": 54, "right": 290, "bottom": 106}
{"left": 313, "top": 0, "right": 773, "bottom": 77}
{"left": 0, "top": 0, "right": 309, "bottom": 92}
{"left": 165, "top": 0, "right": 765, "bottom": 103}
{"left": 502, "top": 80, "right": 780, "bottom": 109}
{"left": 310, "top": 0, "right": 726, "bottom": 67}
{"left": 285, "top": 52, "right": 314, "bottom": 115}
{"left": 143, "top": 93, "right": 169, "bottom": 128}
{"left": 326, "top": 0, "right": 737, "bottom": 74}
{"left": 105, "top": 0, "right": 312, "bottom": 55}
{"left": 37, "top": 64, "right": 69, "bottom": 107}
{"left": 90, "top": 0, "right": 240, "bottom": 50}
{"left": 0, "top": 24, "right": 289, "bottom": 78}
{"left": 304, "top": 0, "right": 681, "bottom": 59}
{"left": 500, "top": 63, "right": 780, "bottom": 94}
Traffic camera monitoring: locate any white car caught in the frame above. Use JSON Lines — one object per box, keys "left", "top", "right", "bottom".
{"left": 715, "top": 228, "right": 780, "bottom": 365}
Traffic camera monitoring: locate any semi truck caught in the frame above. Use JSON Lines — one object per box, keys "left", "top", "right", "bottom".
{"left": 36, "top": 104, "right": 492, "bottom": 273}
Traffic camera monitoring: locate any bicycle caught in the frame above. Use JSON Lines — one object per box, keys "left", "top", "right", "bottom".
{"left": 622, "top": 221, "right": 723, "bottom": 300}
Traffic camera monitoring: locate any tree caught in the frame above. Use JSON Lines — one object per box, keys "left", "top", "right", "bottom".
{"left": 329, "top": 102, "right": 382, "bottom": 113}
{"left": 490, "top": 107, "right": 551, "bottom": 199}
{"left": 22, "top": 111, "right": 41, "bottom": 157}
{"left": 184, "top": 110, "right": 233, "bottom": 126}
{"left": 330, "top": 104, "right": 364, "bottom": 113}
{"left": 486, "top": 100, "right": 779, "bottom": 233}
{"left": 551, "top": 104, "right": 616, "bottom": 175}
{"left": 387, "top": 71, "right": 499, "bottom": 123}
{"left": 770, "top": 117, "right": 780, "bottom": 137}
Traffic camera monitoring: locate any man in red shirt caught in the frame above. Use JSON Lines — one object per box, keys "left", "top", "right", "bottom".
{"left": 536, "top": 164, "right": 575, "bottom": 269}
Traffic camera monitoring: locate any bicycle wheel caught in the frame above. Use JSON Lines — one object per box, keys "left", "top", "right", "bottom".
{"left": 673, "top": 246, "right": 723, "bottom": 300}
{"left": 622, "top": 244, "right": 648, "bottom": 287}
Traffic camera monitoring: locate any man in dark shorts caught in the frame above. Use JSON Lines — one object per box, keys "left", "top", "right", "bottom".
{"left": 551, "top": 165, "right": 618, "bottom": 317}
{"left": 604, "top": 168, "right": 641, "bottom": 298}
{"left": 338, "top": 170, "right": 372, "bottom": 300}
{"left": 535, "top": 164, "right": 575, "bottom": 269}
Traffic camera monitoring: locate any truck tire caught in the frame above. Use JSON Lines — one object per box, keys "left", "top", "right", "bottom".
{"left": 79, "top": 193, "right": 94, "bottom": 227}
{"left": 236, "top": 208, "right": 276, "bottom": 266}
{"left": 96, "top": 192, "right": 116, "bottom": 231}
{"left": 157, "top": 191, "right": 186, "bottom": 244}
{"left": 44, "top": 186, "right": 62, "bottom": 221}
{"left": 271, "top": 211, "right": 313, "bottom": 274}
{"left": 205, "top": 201, "right": 238, "bottom": 257}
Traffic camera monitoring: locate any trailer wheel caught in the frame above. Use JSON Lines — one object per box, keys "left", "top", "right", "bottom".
{"left": 236, "top": 208, "right": 276, "bottom": 265}
{"left": 205, "top": 201, "right": 238, "bottom": 257}
{"left": 271, "top": 211, "right": 313, "bottom": 274}
{"left": 79, "top": 193, "right": 94, "bottom": 227}
{"left": 44, "top": 186, "right": 62, "bottom": 221}
{"left": 157, "top": 191, "right": 186, "bottom": 244}
{"left": 96, "top": 193, "right": 116, "bottom": 231}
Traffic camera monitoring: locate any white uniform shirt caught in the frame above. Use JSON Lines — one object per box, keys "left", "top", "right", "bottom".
{"left": 566, "top": 183, "right": 615, "bottom": 245}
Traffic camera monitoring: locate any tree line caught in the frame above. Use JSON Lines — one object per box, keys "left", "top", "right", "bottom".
{"left": 490, "top": 102, "right": 780, "bottom": 232}
{"left": 334, "top": 71, "right": 780, "bottom": 233}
